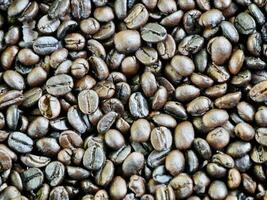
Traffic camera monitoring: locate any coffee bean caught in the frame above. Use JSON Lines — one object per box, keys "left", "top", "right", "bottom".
{"left": 78, "top": 89, "right": 99, "bottom": 114}
{"left": 0, "top": 90, "right": 24, "bottom": 109}
{"left": 141, "top": 23, "right": 167, "bottom": 43}
{"left": 21, "top": 154, "right": 51, "bottom": 168}
{"left": 169, "top": 173, "right": 193, "bottom": 198}
{"left": 202, "top": 109, "right": 229, "bottom": 129}
{"left": 109, "top": 176, "right": 127, "bottom": 200}
{"left": 49, "top": 186, "right": 69, "bottom": 200}
{"left": 165, "top": 150, "right": 185, "bottom": 176}
{"left": 122, "top": 152, "right": 144, "bottom": 176}
{"left": 45, "top": 161, "right": 65, "bottom": 187}
{"left": 46, "top": 74, "right": 74, "bottom": 96}
{"left": 33, "top": 36, "right": 59, "bottom": 55}
{"left": 129, "top": 92, "right": 149, "bottom": 118}
{"left": 124, "top": 3, "right": 149, "bottom": 29}
{"left": 199, "top": 9, "right": 224, "bottom": 27}
{"left": 36, "top": 138, "right": 61, "bottom": 156}
{"left": 192, "top": 171, "right": 210, "bottom": 194}
{"left": 136, "top": 47, "right": 158, "bottom": 65}
{"left": 150, "top": 126, "right": 172, "bottom": 151}
{"left": 38, "top": 94, "right": 61, "bottom": 119}
{"left": 235, "top": 12, "right": 256, "bottom": 35}
{"left": 208, "top": 36, "right": 232, "bottom": 65}
{"left": 208, "top": 181, "right": 228, "bottom": 200}
{"left": 206, "top": 127, "right": 230, "bottom": 149}
{"left": 83, "top": 144, "right": 106, "bottom": 171}
{"left": 21, "top": 167, "right": 44, "bottom": 191}
{"left": 0, "top": 150, "right": 12, "bottom": 172}
{"left": 8, "top": 132, "right": 33, "bottom": 153}
{"left": 249, "top": 80, "right": 267, "bottom": 102}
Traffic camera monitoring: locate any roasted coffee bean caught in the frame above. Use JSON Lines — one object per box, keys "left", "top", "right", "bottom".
{"left": 78, "top": 89, "right": 99, "bottom": 115}
{"left": 129, "top": 92, "right": 149, "bottom": 118}
{"left": 235, "top": 12, "right": 256, "bottom": 35}
{"left": 174, "top": 121, "right": 194, "bottom": 150}
{"left": 141, "top": 23, "right": 167, "bottom": 43}
{"left": 136, "top": 47, "right": 158, "bottom": 65}
{"left": 206, "top": 127, "right": 230, "bottom": 149}
{"left": 226, "top": 141, "right": 252, "bottom": 158}
{"left": 150, "top": 127, "right": 172, "bottom": 151}
{"left": 124, "top": 3, "right": 149, "bottom": 29}
{"left": 27, "top": 116, "right": 49, "bottom": 138}
{"left": 97, "top": 111, "right": 118, "bottom": 134}
{"left": 46, "top": 74, "right": 74, "bottom": 96}
{"left": 21, "top": 154, "right": 51, "bottom": 168}
{"left": 83, "top": 144, "right": 106, "bottom": 171}
{"left": 208, "top": 36, "right": 232, "bottom": 65}
{"left": 36, "top": 138, "right": 61, "bottom": 156}
{"left": 214, "top": 92, "right": 242, "bottom": 109}
{"left": 0, "top": 90, "right": 24, "bottom": 109}
{"left": 39, "top": 94, "right": 61, "bottom": 120}
{"left": 21, "top": 167, "right": 44, "bottom": 191}
{"left": 169, "top": 173, "right": 193, "bottom": 198}
{"left": 202, "top": 109, "right": 229, "bottom": 129}
{"left": 193, "top": 138, "right": 212, "bottom": 160}
{"left": 0, "top": 150, "right": 12, "bottom": 172}
{"left": 8, "top": 132, "right": 33, "bottom": 153}
{"left": 199, "top": 9, "right": 224, "bottom": 27}
{"left": 33, "top": 36, "right": 59, "bottom": 55}
{"left": 249, "top": 80, "right": 267, "bottom": 102}
{"left": 109, "top": 176, "right": 127, "bottom": 200}
{"left": 165, "top": 150, "right": 185, "bottom": 176}
{"left": 122, "top": 152, "right": 145, "bottom": 176}
{"left": 109, "top": 145, "right": 131, "bottom": 165}
{"left": 193, "top": 171, "right": 210, "bottom": 194}
{"left": 67, "top": 105, "right": 91, "bottom": 134}
{"left": 44, "top": 161, "right": 65, "bottom": 187}
{"left": 49, "top": 186, "right": 69, "bottom": 200}
{"left": 208, "top": 181, "right": 228, "bottom": 200}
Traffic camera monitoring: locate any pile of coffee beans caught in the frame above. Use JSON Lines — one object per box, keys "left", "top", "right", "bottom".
{"left": 0, "top": 0, "right": 267, "bottom": 199}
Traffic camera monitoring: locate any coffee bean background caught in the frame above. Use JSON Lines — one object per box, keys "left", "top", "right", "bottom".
{"left": 0, "top": 0, "right": 267, "bottom": 199}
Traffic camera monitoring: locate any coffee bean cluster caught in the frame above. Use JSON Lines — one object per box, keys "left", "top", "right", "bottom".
{"left": 0, "top": 0, "right": 267, "bottom": 199}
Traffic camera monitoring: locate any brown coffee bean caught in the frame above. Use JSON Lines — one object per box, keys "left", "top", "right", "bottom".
{"left": 0, "top": 150, "right": 12, "bottom": 172}
{"left": 175, "top": 84, "right": 200, "bottom": 102}
{"left": 214, "top": 92, "right": 242, "bottom": 109}
{"left": 174, "top": 121, "right": 195, "bottom": 150}
{"left": 131, "top": 119, "right": 151, "bottom": 142}
{"left": 165, "top": 150, "right": 185, "bottom": 176}
{"left": 122, "top": 152, "right": 145, "bottom": 176}
{"left": 78, "top": 89, "right": 99, "bottom": 114}
{"left": 38, "top": 94, "right": 61, "bottom": 119}
{"left": 234, "top": 122, "right": 255, "bottom": 141}
{"left": 150, "top": 127, "right": 172, "bottom": 151}
{"left": 227, "top": 168, "right": 241, "bottom": 189}
{"left": 141, "top": 72, "right": 157, "bottom": 97}
{"left": 208, "top": 36, "right": 232, "bottom": 65}
{"left": 249, "top": 80, "right": 267, "bottom": 102}
{"left": 202, "top": 109, "right": 229, "bottom": 129}
{"left": 104, "top": 129, "right": 125, "bottom": 149}
{"left": 18, "top": 48, "right": 40, "bottom": 66}
{"left": 169, "top": 173, "right": 193, "bottom": 198}
{"left": 109, "top": 176, "right": 127, "bottom": 200}
{"left": 114, "top": 30, "right": 141, "bottom": 54}
{"left": 206, "top": 127, "right": 230, "bottom": 149}
{"left": 124, "top": 3, "right": 149, "bottom": 29}
{"left": 208, "top": 181, "right": 228, "bottom": 200}
{"left": 187, "top": 96, "right": 212, "bottom": 116}
{"left": 199, "top": 9, "right": 224, "bottom": 27}
{"left": 171, "top": 55, "right": 195, "bottom": 77}
{"left": 3, "top": 70, "right": 25, "bottom": 90}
